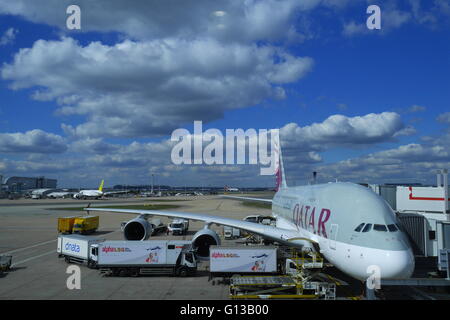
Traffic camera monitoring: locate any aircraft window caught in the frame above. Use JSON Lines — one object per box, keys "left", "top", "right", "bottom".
{"left": 374, "top": 224, "right": 388, "bottom": 232}
{"left": 362, "top": 224, "right": 372, "bottom": 233}
{"left": 387, "top": 224, "right": 398, "bottom": 232}
{"left": 354, "top": 223, "right": 365, "bottom": 232}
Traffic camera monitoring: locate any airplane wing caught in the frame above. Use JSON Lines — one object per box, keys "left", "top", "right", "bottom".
{"left": 84, "top": 207, "right": 301, "bottom": 244}
{"left": 219, "top": 195, "right": 273, "bottom": 203}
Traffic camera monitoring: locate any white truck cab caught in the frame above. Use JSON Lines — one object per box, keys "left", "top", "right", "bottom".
{"left": 168, "top": 219, "right": 189, "bottom": 235}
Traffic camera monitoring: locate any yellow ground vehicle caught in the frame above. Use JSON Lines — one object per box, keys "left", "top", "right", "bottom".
{"left": 57, "top": 216, "right": 79, "bottom": 234}
{"left": 72, "top": 216, "right": 99, "bottom": 234}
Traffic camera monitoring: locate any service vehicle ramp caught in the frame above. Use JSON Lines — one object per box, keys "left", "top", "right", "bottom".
{"left": 229, "top": 275, "right": 336, "bottom": 299}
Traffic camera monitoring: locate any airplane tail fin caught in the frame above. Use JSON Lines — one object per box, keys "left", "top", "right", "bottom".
{"left": 273, "top": 131, "right": 287, "bottom": 191}
{"left": 98, "top": 180, "right": 104, "bottom": 192}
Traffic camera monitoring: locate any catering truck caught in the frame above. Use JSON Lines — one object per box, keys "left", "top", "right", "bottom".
{"left": 209, "top": 246, "right": 278, "bottom": 276}
{"left": 89, "top": 240, "right": 197, "bottom": 277}
{"left": 72, "top": 215, "right": 99, "bottom": 234}
{"left": 57, "top": 234, "right": 104, "bottom": 265}
{"left": 223, "top": 226, "right": 241, "bottom": 239}
{"left": 57, "top": 215, "right": 99, "bottom": 234}
{"left": 168, "top": 219, "right": 189, "bottom": 235}
{"left": 57, "top": 216, "right": 79, "bottom": 234}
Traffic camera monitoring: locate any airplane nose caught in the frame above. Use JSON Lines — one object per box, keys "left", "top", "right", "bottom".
{"left": 380, "top": 249, "right": 415, "bottom": 279}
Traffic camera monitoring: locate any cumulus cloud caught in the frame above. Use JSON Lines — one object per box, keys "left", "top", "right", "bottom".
{"left": 2, "top": 37, "right": 313, "bottom": 138}
{"left": 280, "top": 112, "right": 406, "bottom": 151}
{"left": 312, "top": 142, "right": 450, "bottom": 184}
{"left": 0, "top": 0, "right": 324, "bottom": 42}
{"left": 0, "top": 130, "right": 67, "bottom": 154}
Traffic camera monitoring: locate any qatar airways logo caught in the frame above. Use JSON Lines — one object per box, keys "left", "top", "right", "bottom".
{"left": 292, "top": 204, "right": 331, "bottom": 238}
{"left": 171, "top": 121, "right": 279, "bottom": 176}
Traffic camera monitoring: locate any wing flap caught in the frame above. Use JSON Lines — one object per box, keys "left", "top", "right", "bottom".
{"left": 220, "top": 195, "right": 273, "bottom": 203}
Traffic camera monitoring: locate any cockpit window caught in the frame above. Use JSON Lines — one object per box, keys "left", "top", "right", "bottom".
{"left": 374, "top": 224, "right": 388, "bottom": 232}
{"left": 387, "top": 224, "right": 398, "bottom": 232}
{"left": 362, "top": 224, "right": 372, "bottom": 233}
{"left": 354, "top": 223, "right": 365, "bottom": 232}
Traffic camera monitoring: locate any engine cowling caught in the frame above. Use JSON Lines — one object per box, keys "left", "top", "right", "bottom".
{"left": 192, "top": 228, "right": 221, "bottom": 259}
{"left": 123, "top": 217, "right": 152, "bottom": 240}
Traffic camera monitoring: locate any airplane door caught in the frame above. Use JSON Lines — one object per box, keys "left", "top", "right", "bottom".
{"left": 329, "top": 224, "right": 338, "bottom": 250}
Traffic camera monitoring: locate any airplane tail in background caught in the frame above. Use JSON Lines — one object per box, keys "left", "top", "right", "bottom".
{"left": 273, "top": 131, "right": 287, "bottom": 191}
{"left": 98, "top": 180, "right": 104, "bottom": 192}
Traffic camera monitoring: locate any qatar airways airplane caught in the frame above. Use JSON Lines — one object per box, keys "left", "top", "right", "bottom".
{"left": 85, "top": 142, "right": 415, "bottom": 281}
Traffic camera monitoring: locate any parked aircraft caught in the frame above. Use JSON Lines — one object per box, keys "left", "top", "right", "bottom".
{"left": 85, "top": 139, "right": 414, "bottom": 281}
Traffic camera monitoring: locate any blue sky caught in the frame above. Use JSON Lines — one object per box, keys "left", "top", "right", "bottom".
{"left": 0, "top": 0, "right": 449, "bottom": 188}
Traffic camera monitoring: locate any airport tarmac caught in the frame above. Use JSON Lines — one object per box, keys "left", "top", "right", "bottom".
{"left": 1, "top": 195, "right": 448, "bottom": 300}
{"left": 0, "top": 195, "right": 273, "bottom": 300}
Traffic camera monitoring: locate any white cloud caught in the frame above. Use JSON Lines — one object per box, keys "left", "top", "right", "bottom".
{"left": 437, "top": 112, "right": 450, "bottom": 124}
{"left": 2, "top": 37, "right": 313, "bottom": 138}
{"left": 0, "top": 0, "right": 323, "bottom": 43}
{"left": 0, "top": 130, "right": 67, "bottom": 154}
{"left": 407, "top": 105, "right": 426, "bottom": 113}
{"left": 342, "top": 21, "right": 369, "bottom": 37}
{"left": 0, "top": 28, "right": 18, "bottom": 46}
{"left": 280, "top": 112, "right": 406, "bottom": 151}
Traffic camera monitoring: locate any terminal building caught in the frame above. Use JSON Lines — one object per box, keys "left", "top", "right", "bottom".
{"left": 0, "top": 176, "right": 57, "bottom": 192}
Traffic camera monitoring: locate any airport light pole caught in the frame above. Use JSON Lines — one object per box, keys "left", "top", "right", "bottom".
{"left": 151, "top": 173, "right": 154, "bottom": 194}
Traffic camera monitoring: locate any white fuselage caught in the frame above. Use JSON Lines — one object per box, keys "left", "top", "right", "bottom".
{"left": 47, "top": 192, "right": 72, "bottom": 198}
{"left": 271, "top": 182, "right": 415, "bottom": 281}
{"left": 74, "top": 190, "right": 103, "bottom": 199}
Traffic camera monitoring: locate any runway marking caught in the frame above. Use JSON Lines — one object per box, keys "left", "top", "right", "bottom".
{"left": 2, "top": 239, "right": 56, "bottom": 255}
{"left": 11, "top": 250, "right": 56, "bottom": 267}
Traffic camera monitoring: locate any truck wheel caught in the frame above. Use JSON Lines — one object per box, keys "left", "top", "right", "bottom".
{"left": 178, "top": 267, "right": 188, "bottom": 277}
{"left": 131, "top": 268, "right": 139, "bottom": 277}
{"left": 119, "top": 269, "right": 128, "bottom": 277}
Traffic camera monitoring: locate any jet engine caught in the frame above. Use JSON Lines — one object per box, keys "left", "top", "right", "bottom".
{"left": 123, "top": 217, "right": 152, "bottom": 240}
{"left": 191, "top": 228, "right": 221, "bottom": 259}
